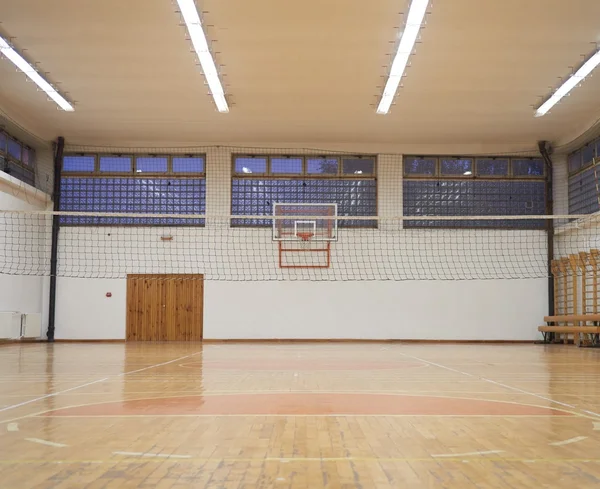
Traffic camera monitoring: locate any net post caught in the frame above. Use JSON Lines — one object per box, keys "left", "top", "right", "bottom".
{"left": 47, "top": 136, "right": 65, "bottom": 343}
{"left": 538, "top": 141, "right": 555, "bottom": 320}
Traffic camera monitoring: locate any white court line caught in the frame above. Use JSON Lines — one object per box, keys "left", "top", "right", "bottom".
{"left": 432, "top": 450, "right": 504, "bottom": 458}
{"left": 6, "top": 423, "right": 19, "bottom": 432}
{"left": 549, "top": 436, "right": 587, "bottom": 446}
{"left": 113, "top": 451, "right": 191, "bottom": 459}
{"left": 25, "top": 438, "right": 68, "bottom": 448}
{"left": 0, "top": 351, "right": 201, "bottom": 417}
{"left": 398, "top": 351, "right": 600, "bottom": 419}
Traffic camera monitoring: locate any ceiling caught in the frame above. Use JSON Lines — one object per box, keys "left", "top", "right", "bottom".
{"left": 2, "top": 0, "right": 600, "bottom": 152}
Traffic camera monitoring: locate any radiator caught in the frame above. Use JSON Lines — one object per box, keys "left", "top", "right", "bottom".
{"left": 0, "top": 312, "right": 42, "bottom": 339}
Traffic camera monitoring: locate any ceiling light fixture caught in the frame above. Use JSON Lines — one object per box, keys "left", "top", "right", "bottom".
{"left": 535, "top": 48, "right": 600, "bottom": 117}
{"left": 0, "top": 35, "right": 74, "bottom": 111}
{"left": 176, "top": 0, "right": 229, "bottom": 113}
{"left": 376, "top": 0, "right": 430, "bottom": 115}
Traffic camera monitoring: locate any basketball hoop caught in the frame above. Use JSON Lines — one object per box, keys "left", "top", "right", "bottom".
{"left": 297, "top": 232, "right": 314, "bottom": 241}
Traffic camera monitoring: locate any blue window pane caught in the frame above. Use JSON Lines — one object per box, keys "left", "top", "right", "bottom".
{"left": 271, "top": 157, "right": 303, "bottom": 174}
{"left": 404, "top": 157, "right": 436, "bottom": 176}
{"left": 234, "top": 157, "right": 267, "bottom": 174}
{"left": 342, "top": 158, "right": 375, "bottom": 175}
{"left": 173, "top": 156, "right": 204, "bottom": 173}
{"left": 440, "top": 158, "right": 473, "bottom": 176}
{"left": 135, "top": 156, "right": 168, "bottom": 173}
{"left": 7, "top": 138, "right": 21, "bottom": 160}
{"left": 569, "top": 151, "right": 582, "bottom": 174}
{"left": 512, "top": 158, "right": 544, "bottom": 177}
{"left": 569, "top": 166, "right": 600, "bottom": 215}
{"left": 59, "top": 177, "right": 205, "bottom": 225}
{"left": 476, "top": 158, "right": 509, "bottom": 176}
{"left": 403, "top": 180, "right": 545, "bottom": 228}
{"left": 63, "top": 155, "right": 95, "bottom": 172}
{"left": 306, "top": 157, "right": 338, "bottom": 174}
{"left": 0, "top": 132, "right": 6, "bottom": 152}
{"left": 582, "top": 143, "right": 595, "bottom": 167}
{"left": 99, "top": 156, "right": 132, "bottom": 173}
{"left": 231, "top": 178, "right": 376, "bottom": 227}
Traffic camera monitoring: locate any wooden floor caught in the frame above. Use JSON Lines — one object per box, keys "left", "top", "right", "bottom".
{"left": 1, "top": 343, "right": 599, "bottom": 488}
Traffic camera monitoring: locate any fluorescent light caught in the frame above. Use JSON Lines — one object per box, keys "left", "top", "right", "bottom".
{"left": 535, "top": 49, "right": 600, "bottom": 117}
{"left": 242, "top": 167, "right": 252, "bottom": 173}
{"left": 463, "top": 171, "right": 472, "bottom": 176}
{"left": 0, "top": 34, "right": 74, "bottom": 111}
{"left": 377, "top": 0, "right": 430, "bottom": 115}
{"left": 176, "top": 0, "right": 229, "bottom": 113}
{"left": 354, "top": 170, "right": 363, "bottom": 174}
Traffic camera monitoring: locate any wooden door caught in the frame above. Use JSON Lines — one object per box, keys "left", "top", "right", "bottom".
{"left": 126, "top": 274, "right": 203, "bottom": 341}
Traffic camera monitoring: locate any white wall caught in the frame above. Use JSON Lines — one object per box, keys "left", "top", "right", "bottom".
{"left": 49, "top": 147, "right": 550, "bottom": 340}
{"left": 0, "top": 173, "right": 51, "bottom": 335}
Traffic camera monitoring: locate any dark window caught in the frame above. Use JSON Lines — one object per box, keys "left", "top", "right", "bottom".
{"left": 582, "top": 143, "right": 595, "bottom": 168}
{"left": 59, "top": 177, "right": 205, "bottom": 225}
{"left": 569, "top": 165, "right": 600, "bottom": 215}
{"left": 2, "top": 158, "right": 35, "bottom": 186}
{"left": 172, "top": 156, "right": 204, "bottom": 173}
{"left": 99, "top": 156, "right": 132, "bottom": 173}
{"left": 135, "top": 156, "right": 168, "bottom": 173}
{"left": 342, "top": 157, "right": 375, "bottom": 175}
{"left": 512, "top": 158, "right": 544, "bottom": 177}
{"left": 404, "top": 157, "right": 436, "bottom": 176}
{"left": 63, "top": 155, "right": 95, "bottom": 172}
{"left": 568, "top": 151, "right": 582, "bottom": 174}
{"left": 7, "top": 138, "right": 21, "bottom": 160}
{"left": 476, "top": 158, "right": 509, "bottom": 177}
{"left": 440, "top": 158, "right": 473, "bottom": 176}
{"left": 306, "top": 157, "right": 338, "bottom": 175}
{"left": 0, "top": 132, "right": 6, "bottom": 153}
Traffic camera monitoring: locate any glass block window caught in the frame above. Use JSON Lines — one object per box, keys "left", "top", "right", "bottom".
{"left": 99, "top": 155, "right": 132, "bottom": 173}
{"left": 569, "top": 151, "right": 582, "bottom": 174}
{"left": 59, "top": 177, "right": 205, "bottom": 225}
{"left": 232, "top": 179, "right": 376, "bottom": 227}
{"left": 440, "top": 158, "right": 473, "bottom": 176}
{"left": 63, "top": 155, "right": 96, "bottom": 172}
{"left": 172, "top": 156, "right": 204, "bottom": 173}
{"left": 476, "top": 158, "right": 509, "bottom": 177}
{"left": 569, "top": 166, "right": 600, "bottom": 215}
{"left": 135, "top": 156, "right": 168, "bottom": 173}
{"left": 404, "top": 180, "right": 546, "bottom": 228}
{"left": 232, "top": 155, "right": 377, "bottom": 227}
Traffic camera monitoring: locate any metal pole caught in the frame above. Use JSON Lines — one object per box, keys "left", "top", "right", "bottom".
{"left": 538, "top": 141, "right": 554, "bottom": 319}
{"left": 46, "top": 136, "right": 65, "bottom": 342}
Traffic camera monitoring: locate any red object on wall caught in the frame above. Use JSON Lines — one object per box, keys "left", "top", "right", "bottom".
{"left": 106, "top": 292, "right": 112, "bottom": 298}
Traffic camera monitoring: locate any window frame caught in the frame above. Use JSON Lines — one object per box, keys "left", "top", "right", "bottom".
{"left": 404, "top": 155, "right": 546, "bottom": 180}
{"left": 0, "top": 130, "right": 36, "bottom": 186}
{"left": 231, "top": 154, "right": 378, "bottom": 228}
{"left": 62, "top": 153, "right": 206, "bottom": 177}
{"left": 60, "top": 153, "right": 207, "bottom": 227}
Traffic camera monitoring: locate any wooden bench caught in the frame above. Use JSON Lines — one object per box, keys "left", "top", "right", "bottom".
{"left": 538, "top": 315, "right": 600, "bottom": 346}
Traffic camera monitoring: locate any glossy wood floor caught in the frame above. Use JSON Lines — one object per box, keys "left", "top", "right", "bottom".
{"left": 1, "top": 343, "right": 599, "bottom": 488}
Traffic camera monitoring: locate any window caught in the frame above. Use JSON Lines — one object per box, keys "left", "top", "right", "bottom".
{"left": 60, "top": 154, "right": 206, "bottom": 225}
{"left": 403, "top": 155, "right": 545, "bottom": 228}
{"left": 0, "top": 130, "right": 35, "bottom": 187}
{"left": 568, "top": 138, "right": 600, "bottom": 215}
{"left": 231, "top": 155, "right": 377, "bottom": 227}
